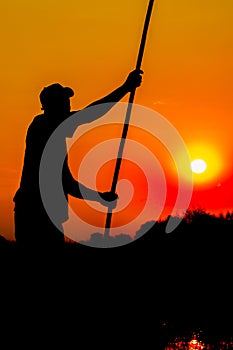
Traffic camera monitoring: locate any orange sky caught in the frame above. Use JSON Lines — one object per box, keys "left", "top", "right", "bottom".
{"left": 1, "top": 0, "right": 233, "bottom": 241}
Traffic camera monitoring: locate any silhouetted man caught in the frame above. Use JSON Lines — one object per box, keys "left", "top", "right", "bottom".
{"left": 13, "top": 69, "right": 143, "bottom": 249}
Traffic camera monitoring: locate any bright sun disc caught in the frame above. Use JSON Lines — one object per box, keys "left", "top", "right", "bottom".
{"left": 190, "top": 159, "right": 207, "bottom": 174}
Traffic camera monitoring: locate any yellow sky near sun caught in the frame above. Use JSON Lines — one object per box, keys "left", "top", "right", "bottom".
{"left": 0, "top": 0, "right": 233, "bottom": 240}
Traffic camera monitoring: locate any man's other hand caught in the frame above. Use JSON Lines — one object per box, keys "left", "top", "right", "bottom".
{"left": 99, "top": 191, "right": 118, "bottom": 209}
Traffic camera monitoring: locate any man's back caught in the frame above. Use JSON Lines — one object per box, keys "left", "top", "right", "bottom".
{"left": 14, "top": 113, "right": 66, "bottom": 247}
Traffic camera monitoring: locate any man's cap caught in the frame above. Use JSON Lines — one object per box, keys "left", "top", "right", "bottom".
{"left": 40, "top": 83, "right": 74, "bottom": 109}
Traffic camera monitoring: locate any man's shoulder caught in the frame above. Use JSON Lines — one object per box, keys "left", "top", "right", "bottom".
{"left": 28, "top": 114, "right": 45, "bottom": 129}
{"left": 26, "top": 114, "right": 46, "bottom": 138}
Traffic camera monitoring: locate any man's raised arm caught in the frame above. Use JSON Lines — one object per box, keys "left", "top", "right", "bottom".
{"left": 82, "top": 69, "right": 143, "bottom": 121}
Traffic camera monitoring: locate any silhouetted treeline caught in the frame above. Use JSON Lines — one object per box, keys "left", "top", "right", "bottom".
{"left": 1, "top": 208, "right": 233, "bottom": 273}
{"left": 135, "top": 208, "right": 233, "bottom": 261}
{"left": 1, "top": 207, "right": 232, "bottom": 248}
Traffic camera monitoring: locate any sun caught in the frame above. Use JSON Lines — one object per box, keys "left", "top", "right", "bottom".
{"left": 190, "top": 159, "right": 207, "bottom": 174}
{"left": 176, "top": 142, "right": 223, "bottom": 187}
{"left": 186, "top": 142, "right": 223, "bottom": 186}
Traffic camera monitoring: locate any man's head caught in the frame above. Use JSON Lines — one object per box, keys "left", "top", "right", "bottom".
{"left": 40, "top": 83, "right": 74, "bottom": 115}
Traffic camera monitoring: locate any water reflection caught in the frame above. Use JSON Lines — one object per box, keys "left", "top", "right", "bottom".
{"left": 162, "top": 323, "right": 233, "bottom": 350}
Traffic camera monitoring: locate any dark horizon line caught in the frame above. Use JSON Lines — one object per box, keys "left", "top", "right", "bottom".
{"left": 1, "top": 207, "right": 233, "bottom": 244}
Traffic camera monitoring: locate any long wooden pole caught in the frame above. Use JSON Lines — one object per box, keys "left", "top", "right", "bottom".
{"left": 104, "top": 0, "right": 155, "bottom": 238}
